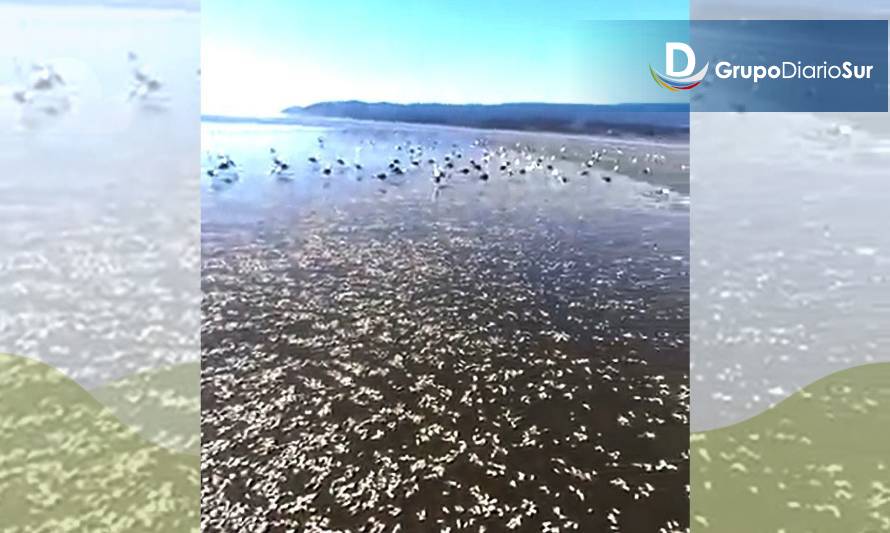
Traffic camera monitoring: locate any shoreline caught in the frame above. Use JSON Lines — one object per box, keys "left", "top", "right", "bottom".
{"left": 202, "top": 116, "right": 690, "bottom": 194}
{"left": 201, "top": 113, "right": 690, "bottom": 147}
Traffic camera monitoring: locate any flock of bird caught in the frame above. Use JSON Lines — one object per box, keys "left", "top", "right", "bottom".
{"left": 10, "top": 53, "right": 167, "bottom": 118}
{"left": 205, "top": 134, "right": 678, "bottom": 201}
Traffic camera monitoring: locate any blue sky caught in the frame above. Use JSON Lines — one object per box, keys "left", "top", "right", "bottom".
{"left": 202, "top": 0, "right": 689, "bottom": 116}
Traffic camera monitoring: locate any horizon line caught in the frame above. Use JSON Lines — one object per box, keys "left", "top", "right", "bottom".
{"left": 204, "top": 100, "right": 691, "bottom": 119}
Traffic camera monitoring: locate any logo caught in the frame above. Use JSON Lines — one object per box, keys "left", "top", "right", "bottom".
{"left": 650, "top": 42, "right": 709, "bottom": 91}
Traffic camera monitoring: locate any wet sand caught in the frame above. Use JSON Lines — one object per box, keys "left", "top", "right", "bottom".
{"left": 201, "top": 119, "right": 690, "bottom": 531}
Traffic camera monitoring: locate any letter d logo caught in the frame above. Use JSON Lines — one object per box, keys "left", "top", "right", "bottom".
{"left": 666, "top": 42, "right": 695, "bottom": 77}
{"left": 649, "top": 42, "right": 708, "bottom": 92}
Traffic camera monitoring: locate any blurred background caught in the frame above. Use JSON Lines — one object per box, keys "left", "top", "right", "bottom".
{"left": 0, "top": 1, "right": 200, "bottom": 530}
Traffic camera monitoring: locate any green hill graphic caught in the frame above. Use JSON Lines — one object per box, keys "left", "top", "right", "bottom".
{"left": 692, "top": 363, "right": 890, "bottom": 532}
{"left": 0, "top": 353, "right": 198, "bottom": 532}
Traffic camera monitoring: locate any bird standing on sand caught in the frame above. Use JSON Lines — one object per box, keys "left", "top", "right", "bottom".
{"left": 127, "top": 53, "right": 164, "bottom": 102}
{"left": 26, "top": 63, "right": 66, "bottom": 91}
{"left": 207, "top": 154, "right": 238, "bottom": 182}
{"left": 432, "top": 164, "right": 446, "bottom": 184}
{"left": 12, "top": 61, "right": 72, "bottom": 115}
{"left": 269, "top": 148, "right": 291, "bottom": 177}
